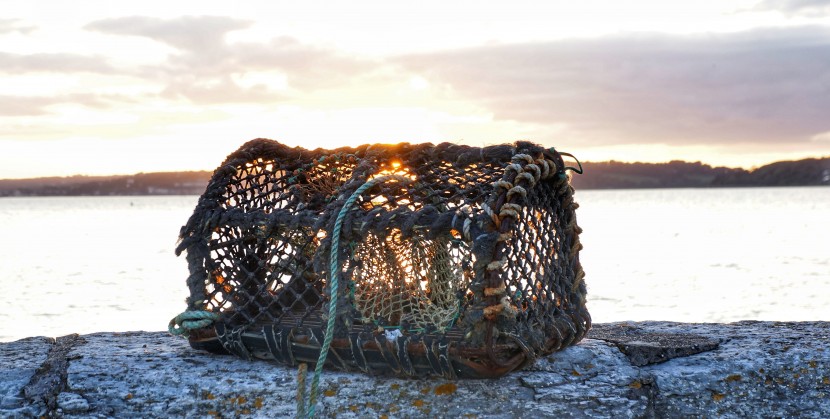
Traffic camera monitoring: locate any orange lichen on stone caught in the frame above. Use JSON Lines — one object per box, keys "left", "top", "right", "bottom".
{"left": 323, "top": 389, "right": 336, "bottom": 397}
{"left": 254, "top": 397, "right": 263, "bottom": 408}
{"left": 629, "top": 381, "right": 642, "bottom": 389}
{"left": 412, "top": 399, "right": 425, "bottom": 407}
{"left": 390, "top": 383, "right": 400, "bottom": 390}
{"left": 725, "top": 374, "right": 742, "bottom": 383}
{"left": 420, "top": 387, "right": 431, "bottom": 395}
{"left": 712, "top": 392, "right": 725, "bottom": 402}
{"left": 434, "top": 383, "right": 457, "bottom": 395}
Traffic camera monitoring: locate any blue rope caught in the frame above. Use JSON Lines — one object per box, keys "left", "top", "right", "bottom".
{"left": 298, "top": 174, "right": 411, "bottom": 418}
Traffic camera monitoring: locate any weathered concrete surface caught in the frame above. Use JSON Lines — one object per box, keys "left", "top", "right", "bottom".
{"left": 1, "top": 321, "right": 828, "bottom": 418}
{"left": 589, "top": 323, "right": 720, "bottom": 366}
{"left": 0, "top": 336, "right": 53, "bottom": 417}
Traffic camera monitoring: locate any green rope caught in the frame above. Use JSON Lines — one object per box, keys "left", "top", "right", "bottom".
{"left": 298, "top": 174, "right": 412, "bottom": 418}
{"left": 168, "top": 310, "right": 219, "bottom": 337}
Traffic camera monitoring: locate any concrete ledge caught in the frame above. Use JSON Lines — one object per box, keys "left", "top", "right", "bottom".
{"left": 2, "top": 321, "right": 828, "bottom": 418}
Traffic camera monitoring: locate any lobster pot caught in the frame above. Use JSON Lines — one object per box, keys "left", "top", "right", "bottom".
{"left": 175, "top": 139, "right": 589, "bottom": 378}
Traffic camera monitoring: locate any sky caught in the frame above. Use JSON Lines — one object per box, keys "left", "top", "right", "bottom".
{"left": 2, "top": 0, "right": 830, "bottom": 178}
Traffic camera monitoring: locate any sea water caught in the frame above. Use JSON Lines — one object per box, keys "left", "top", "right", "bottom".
{"left": 1, "top": 187, "right": 828, "bottom": 342}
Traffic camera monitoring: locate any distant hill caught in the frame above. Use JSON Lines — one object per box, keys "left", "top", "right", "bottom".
{"left": 568, "top": 157, "right": 830, "bottom": 190}
{"left": 709, "top": 158, "right": 830, "bottom": 187}
{"left": 1, "top": 157, "right": 828, "bottom": 197}
{"left": 568, "top": 160, "right": 742, "bottom": 189}
{"left": 0, "top": 171, "right": 212, "bottom": 197}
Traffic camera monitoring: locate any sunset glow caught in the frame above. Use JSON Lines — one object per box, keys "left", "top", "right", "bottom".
{"left": 2, "top": 1, "right": 830, "bottom": 178}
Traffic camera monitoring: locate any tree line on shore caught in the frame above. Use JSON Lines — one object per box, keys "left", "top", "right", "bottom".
{"left": 1, "top": 157, "right": 828, "bottom": 197}
{"left": 568, "top": 157, "right": 830, "bottom": 190}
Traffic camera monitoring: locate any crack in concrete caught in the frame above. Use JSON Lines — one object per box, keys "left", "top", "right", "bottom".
{"left": 634, "top": 376, "right": 661, "bottom": 419}
{"left": 22, "top": 334, "right": 85, "bottom": 416}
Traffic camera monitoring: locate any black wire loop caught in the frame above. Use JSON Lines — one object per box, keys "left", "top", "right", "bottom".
{"left": 559, "top": 151, "right": 584, "bottom": 174}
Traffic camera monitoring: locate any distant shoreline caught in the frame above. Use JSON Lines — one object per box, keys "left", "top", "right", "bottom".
{"left": 1, "top": 157, "right": 828, "bottom": 197}
{"left": 0, "top": 171, "right": 210, "bottom": 197}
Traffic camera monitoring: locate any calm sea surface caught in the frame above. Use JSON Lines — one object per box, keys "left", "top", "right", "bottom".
{"left": 1, "top": 188, "right": 828, "bottom": 342}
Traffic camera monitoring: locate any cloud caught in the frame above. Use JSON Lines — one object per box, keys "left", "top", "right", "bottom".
{"left": 0, "top": 52, "right": 115, "bottom": 74}
{"left": 0, "top": 18, "right": 35, "bottom": 34}
{"left": 0, "top": 16, "right": 342, "bottom": 107}
{"left": 0, "top": 96, "right": 54, "bottom": 116}
{"left": 231, "top": 37, "right": 380, "bottom": 89}
{"left": 85, "top": 16, "right": 378, "bottom": 104}
{"left": 754, "top": 0, "right": 830, "bottom": 16}
{"left": 396, "top": 26, "right": 830, "bottom": 146}
{"left": 85, "top": 15, "right": 251, "bottom": 52}
{"left": 159, "top": 75, "right": 283, "bottom": 104}
{"left": 0, "top": 93, "right": 133, "bottom": 116}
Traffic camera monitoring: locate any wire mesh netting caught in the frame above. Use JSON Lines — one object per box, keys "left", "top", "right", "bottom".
{"left": 174, "top": 139, "right": 589, "bottom": 378}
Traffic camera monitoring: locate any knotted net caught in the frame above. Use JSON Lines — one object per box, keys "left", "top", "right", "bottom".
{"left": 173, "top": 139, "right": 590, "bottom": 379}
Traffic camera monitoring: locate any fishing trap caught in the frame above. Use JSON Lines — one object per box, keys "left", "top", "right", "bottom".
{"left": 171, "top": 139, "right": 589, "bottom": 379}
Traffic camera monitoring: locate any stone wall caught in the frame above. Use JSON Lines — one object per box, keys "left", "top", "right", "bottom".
{"left": 2, "top": 321, "right": 828, "bottom": 418}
